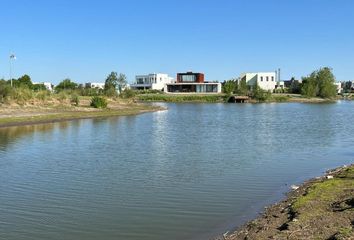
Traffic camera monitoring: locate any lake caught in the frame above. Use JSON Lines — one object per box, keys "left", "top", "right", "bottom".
{"left": 1, "top": 101, "right": 353, "bottom": 240}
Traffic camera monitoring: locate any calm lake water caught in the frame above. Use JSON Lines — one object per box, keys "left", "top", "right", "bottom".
{"left": 1, "top": 102, "right": 354, "bottom": 240}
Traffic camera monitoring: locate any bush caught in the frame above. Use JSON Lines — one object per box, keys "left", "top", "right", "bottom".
{"left": 70, "top": 94, "right": 80, "bottom": 106}
{"left": 120, "top": 89, "right": 136, "bottom": 99}
{"left": 0, "top": 80, "right": 12, "bottom": 103}
{"left": 90, "top": 96, "right": 107, "bottom": 108}
{"left": 104, "top": 87, "right": 118, "bottom": 97}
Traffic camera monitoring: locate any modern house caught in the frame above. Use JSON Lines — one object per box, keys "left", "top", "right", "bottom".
{"left": 85, "top": 82, "right": 105, "bottom": 89}
{"left": 164, "top": 72, "right": 222, "bottom": 94}
{"left": 130, "top": 73, "right": 174, "bottom": 91}
{"left": 239, "top": 72, "right": 277, "bottom": 91}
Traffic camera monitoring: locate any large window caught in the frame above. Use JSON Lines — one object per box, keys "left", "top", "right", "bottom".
{"left": 181, "top": 75, "right": 196, "bottom": 82}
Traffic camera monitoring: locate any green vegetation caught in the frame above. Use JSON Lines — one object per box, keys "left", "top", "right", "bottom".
{"left": 55, "top": 78, "right": 78, "bottom": 92}
{"left": 70, "top": 93, "right": 80, "bottom": 106}
{"left": 104, "top": 72, "right": 127, "bottom": 96}
{"left": 252, "top": 82, "right": 271, "bottom": 102}
{"left": 137, "top": 94, "right": 226, "bottom": 103}
{"left": 301, "top": 67, "right": 337, "bottom": 98}
{"left": 90, "top": 96, "right": 107, "bottom": 108}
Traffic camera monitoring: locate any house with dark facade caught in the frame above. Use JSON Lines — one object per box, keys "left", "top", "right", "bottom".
{"left": 164, "top": 72, "right": 221, "bottom": 94}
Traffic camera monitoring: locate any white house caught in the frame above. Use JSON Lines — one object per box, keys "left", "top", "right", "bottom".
{"left": 239, "top": 72, "right": 277, "bottom": 91}
{"left": 85, "top": 82, "right": 105, "bottom": 89}
{"left": 130, "top": 73, "right": 174, "bottom": 91}
{"left": 33, "top": 82, "right": 54, "bottom": 91}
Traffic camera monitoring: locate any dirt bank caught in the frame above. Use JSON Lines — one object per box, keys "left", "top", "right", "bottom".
{"left": 221, "top": 164, "right": 354, "bottom": 240}
{"left": 0, "top": 98, "right": 163, "bottom": 128}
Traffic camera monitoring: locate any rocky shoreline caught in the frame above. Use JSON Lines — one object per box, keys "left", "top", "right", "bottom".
{"left": 215, "top": 164, "right": 354, "bottom": 240}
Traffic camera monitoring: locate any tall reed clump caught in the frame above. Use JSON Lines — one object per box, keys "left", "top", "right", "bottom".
{"left": 70, "top": 93, "right": 80, "bottom": 106}
{"left": 35, "top": 90, "right": 51, "bottom": 102}
{"left": 10, "top": 87, "right": 33, "bottom": 105}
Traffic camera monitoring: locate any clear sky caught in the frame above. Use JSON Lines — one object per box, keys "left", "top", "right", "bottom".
{"left": 0, "top": 0, "right": 353, "bottom": 84}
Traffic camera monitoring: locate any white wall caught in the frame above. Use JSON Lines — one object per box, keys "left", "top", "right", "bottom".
{"left": 241, "top": 72, "right": 276, "bottom": 91}
{"left": 134, "top": 73, "right": 174, "bottom": 90}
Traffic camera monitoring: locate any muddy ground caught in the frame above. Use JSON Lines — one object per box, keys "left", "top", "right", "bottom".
{"left": 217, "top": 165, "right": 354, "bottom": 240}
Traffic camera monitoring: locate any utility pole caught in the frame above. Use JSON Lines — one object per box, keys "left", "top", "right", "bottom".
{"left": 9, "top": 54, "right": 16, "bottom": 87}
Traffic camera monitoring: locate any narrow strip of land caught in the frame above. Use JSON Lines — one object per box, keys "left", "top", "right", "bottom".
{"left": 0, "top": 99, "right": 162, "bottom": 128}
{"left": 223, "top": 164, "right": 354, "bottom": 240}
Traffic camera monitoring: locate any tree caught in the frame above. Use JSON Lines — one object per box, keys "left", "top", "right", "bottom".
{"left": 32, "top": 83, "right": 47, "bottom": 91}
{"left": 223, "top": 80, "right": 237, "bottom": 95}
{"left": 104, "top": 72, "right": 118, "bottom": 91}
{"left": 301, "top": 67, "right": 337, "bottom": 98}
{"left": 104, "top": 72, "right": 127, "bottom": 96}
{"left": 11, "top": 74, "right": 33, "bottom": 88}
{"left": 117, "top": 73, "right": 127, "bottom": 93}
{"left": 288, "top": 77, "right": 302, "bottom": 94}
{"left": 55, "top": 78, "right": 78, "bottom": 92}
{"left": 252, "top": 81, "right": 271, "bottom": 102}
{"left": 236, "top": 78, "right": 248, "bottom": 95}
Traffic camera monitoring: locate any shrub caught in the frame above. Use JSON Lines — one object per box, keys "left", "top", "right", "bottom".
{"left": 120, "top": 89, "right": 136, "bottom": 99}
{"left": 90, "top": 96, "right": 107, "bottom": 108}
{"left": 104, "top": 87, "right": 118, "bottom": 97}
{"left": 0, "top": 80, "right": 12, "bottom": 103}
{"left": 70, "top": 94, "right": 80, "bottom": 106}
{"left": 57, "top": 91, "right": 68, "bottom": 103}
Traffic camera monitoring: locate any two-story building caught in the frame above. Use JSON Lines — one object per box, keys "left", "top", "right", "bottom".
{"left": 130, "top": 73, "right": 174, "bottom": 91}
{"left": 164, "top": 72, "right": 222, "bottom": 93}
{"left": 239, "top": 72, "right": 277, "bottom": 91}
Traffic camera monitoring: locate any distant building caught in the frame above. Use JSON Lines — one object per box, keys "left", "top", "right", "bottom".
{"left": 33, "top": 82, "right": 54, "bottom": 91}
{"left": 334, "top": 82, "right": 343, "bottom": 94}
{"left": 130, "top": 73, "right": 174, "bottom": 91}
{"left": 239, "top": 72, "right": 277, "bottom": 91}
{"left": 85, "top": 82, "right": 105, "bottom": 89}
{"left": 164, "top": 72, "right": 222, "bottom": 94}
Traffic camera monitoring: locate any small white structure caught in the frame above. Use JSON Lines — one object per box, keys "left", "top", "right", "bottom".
{"left": 33, "top": 82, "right": 54, "bottom": 91}
{"left": 130, "top": 73, "right": 174, "bottom": 91}
{"left": 239, "top": 72, "right": 277, "bottom": 91}
{"left": 334, "top": 82, "right": 343, "bottom": 94}
{"left": 85, "top": 82, "right": 105, "bottom": 89}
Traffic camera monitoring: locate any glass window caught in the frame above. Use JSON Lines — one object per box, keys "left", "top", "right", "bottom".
{"left": 266, "top": 76, "right": 269, "bottom": 81}
{"left": 260, "top": 77, "right": 263, "bottom": 81}
{"left": 271, "top": 76, "right": 274, "bottom": 81}
{"left": 181, "top": 75, "right": 196, "bottom": 82}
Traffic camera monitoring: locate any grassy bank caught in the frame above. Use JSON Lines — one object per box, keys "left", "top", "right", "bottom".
{"left": 137, "top": 93, "right": 338, "bottom": 104}
{"left": 0, "top": 97, "right": 162, "bottom": 128}
{"left": 225, "top": 164, "right": 354, "bottom": 240}
{"left": 137, "top": 94, "right": 227, "bottom": 103}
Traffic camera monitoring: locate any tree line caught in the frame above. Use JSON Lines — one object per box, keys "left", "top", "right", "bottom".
{"left": 222, "top": 67, "right": 341, "bottom": 99}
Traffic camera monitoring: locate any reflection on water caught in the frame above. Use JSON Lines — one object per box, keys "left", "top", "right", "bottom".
{"left": 0, "top": 102, "right": 353, "bottom": 240}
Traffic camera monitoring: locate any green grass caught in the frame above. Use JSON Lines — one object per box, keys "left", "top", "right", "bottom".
{"left": 292, "top": 165, "right": 354, "bottom": 220}
{"left": 137, "top": 94, "right": 227, "bottom": 103}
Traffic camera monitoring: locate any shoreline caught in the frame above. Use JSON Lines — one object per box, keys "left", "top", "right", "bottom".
{"left": 219, "top": 164, "right": 354, "bottom": 240}
{"left": 0, "top": 103, "right": 164, "bottom": 128}
{"left": 137, "top": 93, "right": 349, "bottom": 104}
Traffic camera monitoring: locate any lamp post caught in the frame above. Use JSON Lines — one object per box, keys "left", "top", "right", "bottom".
{"left": 9, "top": 54, "right": 16, "bottom": 87}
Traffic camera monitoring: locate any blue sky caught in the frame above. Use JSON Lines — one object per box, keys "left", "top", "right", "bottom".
{"left": 0, "top": 0, "right": 353, "bottom": 84}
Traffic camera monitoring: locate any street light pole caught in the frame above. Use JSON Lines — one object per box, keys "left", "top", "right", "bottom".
{"left": 9, "top": 54, "right": 16, "bottom": 87}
